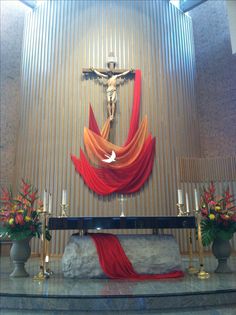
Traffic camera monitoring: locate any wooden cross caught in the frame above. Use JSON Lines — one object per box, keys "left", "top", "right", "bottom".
{"left": 82, "top": 61, "right": 134, "bottom": 121}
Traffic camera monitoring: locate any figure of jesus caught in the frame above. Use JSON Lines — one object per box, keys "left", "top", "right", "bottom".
{"left": 90, "top": 60, "right": 133, "bottom": 121}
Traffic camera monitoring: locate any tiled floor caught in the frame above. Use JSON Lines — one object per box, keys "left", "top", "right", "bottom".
{"left": 1, "top": 306, "right": 236, "bottom": 315}
{"left": 0, "top": 255, "right": 236, "bottom": 314}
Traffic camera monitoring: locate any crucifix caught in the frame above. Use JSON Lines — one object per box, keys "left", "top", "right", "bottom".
{"left": 82, "top": 52, "right": 134, "bottom": 121}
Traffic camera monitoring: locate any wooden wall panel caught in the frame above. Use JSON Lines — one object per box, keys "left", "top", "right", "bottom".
{"left": 178, "top": 156, "right": 236, "bottom": 182}
{"left": 16, "top": 0, "right": 201, "bottom": 254}
{"left": 177, "top": 156, "right": 236, "bottom": 252}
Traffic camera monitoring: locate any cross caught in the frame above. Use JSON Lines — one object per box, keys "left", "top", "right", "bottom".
{"left": 82, "top": 52, "right": 134, "bottom": 121}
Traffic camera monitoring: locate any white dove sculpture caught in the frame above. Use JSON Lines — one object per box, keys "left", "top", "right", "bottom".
{"left": 102, "top": 150, "right": 116, "bottom": 163}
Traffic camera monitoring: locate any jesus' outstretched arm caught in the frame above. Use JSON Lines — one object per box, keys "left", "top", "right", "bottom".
{"left": 116, "top": 69, "right": 133, "bottom": 78}
{"left": 91, "top": 68, "right": 108, "bottom": 79}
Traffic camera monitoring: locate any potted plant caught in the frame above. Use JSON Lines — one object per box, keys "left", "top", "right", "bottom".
{"left": 0, "top": 179, "right": 51, "bottom": 277}
{"left": 200, "top": 182, "right": 236, "bottom": 273}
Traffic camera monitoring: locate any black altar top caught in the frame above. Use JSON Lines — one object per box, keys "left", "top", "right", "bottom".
{"left": 48, "top": 216, "right": 196, "bottom": 230}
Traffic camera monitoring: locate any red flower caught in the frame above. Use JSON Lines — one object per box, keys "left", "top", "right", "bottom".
{"left": 220, "top": 214, "right": 230, "bottom": 221}
{"left": 204, "top": 191, "right": 212, "bottom": 204}
{"left": 209, "top": 182, "right": 215, "bottom": 195}
{"left": 209, "top": 200, "right": 217, "bottom": 207}
{"left": 0, "top": 188, "right": 11, "bottom": 202}
{"left": 15, "top": 214, "right": 24, "bottom": 225}
{"left": 225, "top": 187, "right": 233, "bottom": 205}
{"left": 29, "top": 191, "right": 37, "bottom": 204}
{"left": 21, "top": 179, "right": 31, "bottom": 196}
{"left": 201, "top": 208, "right": 208, "bottom": 216}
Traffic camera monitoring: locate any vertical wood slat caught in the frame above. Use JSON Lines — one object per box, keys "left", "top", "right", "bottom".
{"left": 178, "top": 156, "right": 236, "bottom": 182}
{"left": 17, "top": 0, "right": 200, "bottom": 254}
{"left": 177, "top": 156, "right": 236, "bottom": 252}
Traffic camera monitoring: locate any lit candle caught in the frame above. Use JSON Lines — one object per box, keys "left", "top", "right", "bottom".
{"left": 62, "top": 189, "right": 67, "bottom": 205}
{"left": 177, "top": 189, "right": 183, "bottom": 204}
{"left": 194, "top": 188, "right": 199, "bottom": 211}
{"left": 48, "top": 193, "right": 52, "bottom": 214}
{"left": 186, "top": 192, "right": 190, "bottom": 214}
{"left": 43, "top": 190, "right": 47, "bottom": 212}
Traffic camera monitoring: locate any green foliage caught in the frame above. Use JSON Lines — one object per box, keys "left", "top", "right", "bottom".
{"left": 201, "top": 219, "right": 236, "bottom": 247}
{"left": 199, "top": 182, "right": 236, "bottom": 247}
{"left": 201, "top": 219, "right": 216, "bottom": 246}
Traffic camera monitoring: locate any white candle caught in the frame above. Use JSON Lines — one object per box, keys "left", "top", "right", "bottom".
{"left": 62, "top": 189, "right": 67, "bottom": 205}
{"left": 48, "top": 193, "right": 52, "bottom": 214}
{"left": 186, "top": 192, "right": 190, "bottom": 213}
{"left": 194, "top": 188, "right": 199, "bottom": 211}
{"left": 45, "top": 255, "right": 49, "bottom": 263}
{"left": 177, "top": 189, "right": 183, "bottom": 204}
{"left": 43, "top": 190, "right": 47, "bottom": 212}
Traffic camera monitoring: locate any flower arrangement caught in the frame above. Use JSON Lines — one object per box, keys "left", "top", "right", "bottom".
{"left": 200, "top": 182, "right": 236, "bottom": 246}
{"left": 0, "top": 180, "right": 51, "bottom": 241}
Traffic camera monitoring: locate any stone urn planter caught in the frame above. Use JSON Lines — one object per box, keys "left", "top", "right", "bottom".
{"left": 10, "top": 237, "right": 31, "bottom": 277}
{"left": 212, "top": 238, "right": 232, "bottom": 273}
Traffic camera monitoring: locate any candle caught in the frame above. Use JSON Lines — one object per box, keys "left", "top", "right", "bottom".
{"left": 48, "top": 193, "right": 52, "bottom": 214}
{"left": 62, "top": 189, "right": 67, "bottom": 205}
{"left": 45, "top": 255, "right": 49, "bottom": 263}
{"left": 43, "top": 190, "right": 47, "bottom": 212}
{"left": 194, "top": 188, "right": 199, "bottom": 211}
{"left": 186, "top": 192, "right": 190, "bottom": 214}
{"left": 177, "top": 189, "right": 183, "bottom": 204}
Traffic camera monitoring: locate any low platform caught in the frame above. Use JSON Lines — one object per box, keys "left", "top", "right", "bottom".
{"left": 1, "top": 255, "right": 236, "bottom": 314}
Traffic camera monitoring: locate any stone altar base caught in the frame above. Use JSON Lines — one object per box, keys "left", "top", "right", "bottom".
{"left": 62, "top": 234, "right": 183, "bottom": 278}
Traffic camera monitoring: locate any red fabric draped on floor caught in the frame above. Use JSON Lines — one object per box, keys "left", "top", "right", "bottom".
{"left": 90, "top": 233, "right": 184, "bottom": 280}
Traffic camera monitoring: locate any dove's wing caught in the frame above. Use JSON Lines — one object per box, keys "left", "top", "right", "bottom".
{"left": 102, "top": 151, "right": 116, "bottom": 163}
{"left": 111, "top": 151, "right": 116, "bottom": 159}
{"left": 102, "top": 157, "right": 112, "bottom": 163}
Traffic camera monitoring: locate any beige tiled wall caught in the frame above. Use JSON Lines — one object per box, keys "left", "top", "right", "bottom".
{"left": 190, "top": 0, "right": 236, "bottom": 157}
{"left": 0, "top": 1, "right": 28, "bottom": 189}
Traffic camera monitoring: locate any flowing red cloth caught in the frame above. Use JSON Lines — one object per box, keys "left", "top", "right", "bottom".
{"left": 71, "top": 137, "right": 155, "bottom": 195}
{"left": 124, "top": 69, "right": 141, "bottom": 146}
{"left": 88, "top": 104, "right": 101, "bottom": 136}
{"left": 71, "top": 70, "right": 156, "bottom": 195}
{"left": 90, "top": 233, "right": 184, "bottom": 280}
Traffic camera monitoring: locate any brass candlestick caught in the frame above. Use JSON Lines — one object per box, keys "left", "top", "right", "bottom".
{"left": 196, "top": 210, "right": 210, "bottom": 280}
{"left": 187, "top": 229, "right": 198, "bottom": 274}
{"left": 60, "top": 203, "right": 69, "bottom": 217}
{"left": 33, "top": 210, "right": 52, "bottom": 280}
{"left": 45, "top": 235, "right": 53, "bottom": 276}
{"left": 177, "top": 203, "right": 185, "bottom": 216}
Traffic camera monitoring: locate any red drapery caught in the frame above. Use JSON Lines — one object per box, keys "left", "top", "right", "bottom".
{"left": 71, "top": 70, "right": 156, "bottom": 195}
{"left": 90, "top": 233, "right": 184, "bottom": 280}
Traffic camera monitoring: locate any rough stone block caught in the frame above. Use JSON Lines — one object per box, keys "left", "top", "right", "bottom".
{"left": 62, "top": 234, "right": 183, "bottom": 278}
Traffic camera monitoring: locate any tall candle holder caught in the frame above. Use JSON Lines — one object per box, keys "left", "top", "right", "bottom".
{"left": 60, "top": 203, "right": 69, "bottom": 217}
{"left": 184, "top": 210, "right": 197, "bottom": 274}
{"left": 177, "top": 203, "right": 185, "bottom": 216}
{"left": 187, "top": 229, "right": 198, "bottom": 274}
{"left": 44, "top": 234, "right": 54, "bottom": 276}
{"left": 33, "top": 210, "right": 52, "bottom": 280}
{"left": 195, "top": 209, "right": 210, "bottom": 280}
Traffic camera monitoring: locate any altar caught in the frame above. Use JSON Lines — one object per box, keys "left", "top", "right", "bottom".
{"left": 48, "top": 216, "right": 196, "bottom": 231}
{"left": 49, "top": 216, "right": 196, "bottom": 279}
